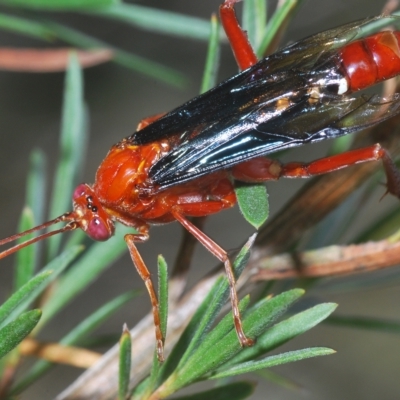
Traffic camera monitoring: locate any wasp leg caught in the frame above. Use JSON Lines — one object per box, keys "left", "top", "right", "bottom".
{"left": 125, "top": 232, "right": 165, "bottom": 363}
{"left": 220, "top": 0, "right": 258, "bottom": 70}
{"left": 231, "top": 157, "right": 283, "bottom": 182}
{"left": 172, "top": 209, "right": 255, "bottom": 348}
{"left": 281, "top": 144, "right": 400, "bottom": 197}
{"left": 232, "top": 144, "right": 400, "bottom": 198}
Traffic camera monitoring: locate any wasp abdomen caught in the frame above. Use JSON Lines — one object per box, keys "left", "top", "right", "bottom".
{"left": 340, "top": 31, "right": 400, "bottom": 91}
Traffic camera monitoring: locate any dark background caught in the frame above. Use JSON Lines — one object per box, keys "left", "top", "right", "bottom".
{"left": 0, "top": 0, "right": 399, "bottom": 398}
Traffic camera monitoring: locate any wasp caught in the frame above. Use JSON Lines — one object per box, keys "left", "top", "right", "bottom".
{"left": 2, "top": 1, "right": 400, "bottom": 361}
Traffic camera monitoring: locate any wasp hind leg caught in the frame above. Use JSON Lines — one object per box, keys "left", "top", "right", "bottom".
{"left": 219, "top": 0, "right": 258, "bottom": 71}
{"left": 231, "top": 144, "right": 400, "bottom": 198}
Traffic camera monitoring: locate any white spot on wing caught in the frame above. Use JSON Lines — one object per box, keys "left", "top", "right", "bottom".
{"left": 338, "top": 78, "right": 348, "bottom": 95}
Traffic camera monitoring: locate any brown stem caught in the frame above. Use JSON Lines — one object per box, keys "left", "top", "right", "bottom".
{"left": 251, "top": 239, "right": 400, "bottom": 280}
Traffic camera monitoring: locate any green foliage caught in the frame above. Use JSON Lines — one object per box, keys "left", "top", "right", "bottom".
{"left": 119, "top": 326, "right": 132, "bottom": 400}
{"left": 236, "top": 183, "right": 269, "bottom": 229}
{"left": 13, "top": 152, "right": 46, "bottom": 292}
{"left": 128, "top": 239, "right": 336, "bottom": 399}
{"left": 158, "top": 255, "right": 169, "bottom": 343}
{"left": 0, "top": 310, "right": 41, "bottom": 359}
{"left": 169, "top": 381, "right": 255, "bottom": 400}
{"left": 1, "top": 247, "right": 82, "bottom": 330}
{"left": 200, "top": 13, "right": 221, "bottom": 94}
{"left": 14, "top": 208, "right": 36, "bottom": 291}
{"left": 0, "top": 0, "right": 212, "bottom": 85}
{"left": 47, "top": 53, "right": 86, "bottom": 260}
{"left": 0, "top": 0, "right": 116, "bottom": 9}
{"left": 12, "top": 291, "right": 136, "bottom": 394}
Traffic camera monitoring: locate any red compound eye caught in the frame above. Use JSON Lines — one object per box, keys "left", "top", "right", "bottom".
{"left": 73, "top": 184, "right": 88, "bottom": 200}
{"left": 87, "top": 216, "right": 111, "bottom": 241}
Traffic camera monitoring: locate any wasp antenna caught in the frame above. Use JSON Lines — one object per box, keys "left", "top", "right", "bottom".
{"left": 0, "top": 212, "right": 77, "bottom": 260}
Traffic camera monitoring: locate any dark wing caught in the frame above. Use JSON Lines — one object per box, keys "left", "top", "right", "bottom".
{"left": 130, "top": 17, "right": 400, "bottom": 188}
{"left": 132, "top": 17, "right": 372, "bottom": 145}
{"left": 149, "top": 93, "right": 400, "bottom": 188}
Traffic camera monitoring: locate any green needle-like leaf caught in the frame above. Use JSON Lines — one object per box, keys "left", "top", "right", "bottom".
{"left": 42, "top": 21, "right": 187, "bottom": 87}
{"left": 0, "top": 13, "right": 187, "bottom": 86}
{"left": 64, "top": 291, "right": 138, "bottom": 345}
{"left": 177, "top": 236, "right": 253, "bottom": 366}
{"left": 156, "top": 276, "right": 226, "bottom": 388}
{"left": 155, "top": 236, "right": 254, "bottom": 390}
{"left": 211, "top": 347, "right": 335, "bottom": 379}
{"left": 13, "top": 291, "right": 136, "bottom": 394}
{"left": 25, "top": 150, "right": 47, "bottom": 230}
{"left": 47, "top": 53, "right": 86, "bottom": 260}
{"left": 358, "top": 14, "right": 400, "bottom": 37}
{"left": 258, "top": 0, "right": 304, "bottom": 57}
{"left": 243, "top": 0, "right": 267, "bottom": 50}
{"left": 14, "top": 208, "right": 36, "bottom": 291}
{"left": 119, "top": 325, "right": 132, "bottom": 400}
{"left": 1, "top": 246, "right": 82, "bottom": 330}
{"left": 0, "top": 310, "right": 41, "bottom": 360}
{"left": 0, "top": 271, "right": 51, "bottom": 327}
{"left": 146, "top": 255, "right": 169, "bottom": 394}
{"left": 200, "top": 13, "right": 220, "bottom": 94}
{"left": 14, "top": 150, "right": 47, "bottom": 290}
{"left": 198, "top": 290, "right": 304, "bottom": 369}
{"left": 158, "top": 255, "right": 168, "bottom": 341}
{"left": 227, "top": 303, "right": 338, "bottom": 366}
{"left": 1, "top": 0, "right": 116, "bottom": 10}
{"left": 186, "top": 295, "right": 251, "bottom": 366}
{"left": 0, "top": 13, "right": 55, "bottom": 40}
{"left": 169, "top": 381, "right": 255, "bottom": 400}
{"left": 40, "top": 225, "right": 131, "bottom": 326}
{"left": 161, "top": 289, "right": 304, "bottom": 395}
{"left": 90, "top": 3, "right": 212, "bottom": 41}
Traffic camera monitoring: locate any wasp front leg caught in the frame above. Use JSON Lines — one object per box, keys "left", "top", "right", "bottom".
{"left": 171, "top": 210, "right": 254, "bottom": 348}
{"left": 166, "top": 178, "right": 254, "bottom": 348}
{"left": 232, "top": 144, "right": 400, "bottom": 198}
{"left": 124, "top": 231, "right": 166, "bottom": 362}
